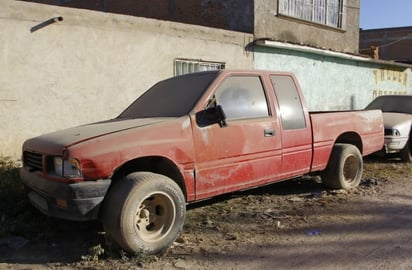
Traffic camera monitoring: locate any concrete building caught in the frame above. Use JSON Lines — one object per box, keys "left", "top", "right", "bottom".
{"left": 21, "top": 0, "right": 360, "bottom": 53}
{"left": 1, "top": 0, "right": 411, "bottom": 157}
{"left": 359, "top": 27, "right": 412, "bottom": 64}
{"left": 0, "top": 1, "right": 253, "bottom": 157}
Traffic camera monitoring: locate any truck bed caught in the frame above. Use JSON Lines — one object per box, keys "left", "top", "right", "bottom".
{"left": 309, "top": 109, "right": 384, "bottom": 172}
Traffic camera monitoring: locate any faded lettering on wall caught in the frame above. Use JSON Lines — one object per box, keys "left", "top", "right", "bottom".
{"left": 373, "top": 69, "right": 409, "bottom": 98}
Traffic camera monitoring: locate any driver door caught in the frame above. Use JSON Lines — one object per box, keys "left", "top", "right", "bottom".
{"left": 191, "top": 74, "right": 283, "bottom": 200}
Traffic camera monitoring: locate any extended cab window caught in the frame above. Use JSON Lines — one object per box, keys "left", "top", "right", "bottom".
{"left": 214, "top": 76, "right": 269, "bottom": 120}
{"left": 270, "top": 75, "right": 306, "bottom": 130}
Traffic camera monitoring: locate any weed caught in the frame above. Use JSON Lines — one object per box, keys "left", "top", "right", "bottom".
{"left": 102, "top": 236, "right": 157, "bottom": 264}
{"left": 0, "top": 156, "right": 49, "bottom": 239}
{"left": 127, "top": 250, "right": 158, "bottom": 267}
{"left": 0, "top": 156, "right": 22, "bottom": 200}
{"left": 81, "top": 244, "right": 105, "bottom": 261}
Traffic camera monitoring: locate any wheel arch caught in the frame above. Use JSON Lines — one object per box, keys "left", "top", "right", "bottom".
{"left": 110, "top": 156, "right": 187, "bottom": 200}
{"left": 334, "top": 132, "right": 363, "bottom": 154}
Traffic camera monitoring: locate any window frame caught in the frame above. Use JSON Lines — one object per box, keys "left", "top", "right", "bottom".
{"left": 270, "top": 74, "right": 307, "bottom": 130}
{"left": 174, "top": 59, "right": 225, "bottom": 76}
{"left": 213, "top": 75, "right": 271, "bottom": 121}
{"left": 277, "top": 0, "right": 345, "bottom": 29}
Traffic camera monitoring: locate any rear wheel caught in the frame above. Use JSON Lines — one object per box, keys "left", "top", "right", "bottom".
{"left": 399, "top": 139, "right": 412, "bottom": 162}
{"left": 102, "top": 172, "right": 186, "bottom": 254}
{"left": 321, "top": 143, "right": 363, "bottom": 190}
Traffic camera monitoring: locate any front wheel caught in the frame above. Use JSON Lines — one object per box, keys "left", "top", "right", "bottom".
{"left": 321, "top": 143, "right": 363, "bottom": 190}
{"left": 102, "top": 172, "right": 186, "bottom": 254}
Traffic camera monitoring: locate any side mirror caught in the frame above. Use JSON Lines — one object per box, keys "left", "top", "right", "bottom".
{"left": 196, "top": 105, "right": 227, "bottom": 127}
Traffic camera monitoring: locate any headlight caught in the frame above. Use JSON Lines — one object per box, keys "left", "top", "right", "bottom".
{"left": 384, "top": 129, "right": 401, "bottom": 136}
{"left": 53, "top": 157, "right": 82, "bottom": 178}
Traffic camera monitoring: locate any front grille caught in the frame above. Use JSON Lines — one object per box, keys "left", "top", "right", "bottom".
{"left": 23, "top": 151, "right": 43, "bottom": 171}
{"left": 384, "top": 129, "right": 392, "bottom": 136}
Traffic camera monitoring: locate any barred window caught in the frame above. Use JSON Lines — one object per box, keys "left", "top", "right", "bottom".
{"left": 174, "top": 59, "right": 225, "bottom": 76}
{"left": 278, "top": 0, "right": 344, "bottom": 28}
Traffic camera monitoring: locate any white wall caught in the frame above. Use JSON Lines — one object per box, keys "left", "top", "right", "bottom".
{"left": 0, "top": 0, "right": 254, "bottom": 157}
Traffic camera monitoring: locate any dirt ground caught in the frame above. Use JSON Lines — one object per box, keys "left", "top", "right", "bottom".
{"left": 1, "top": 157, "right": 411, "bottom": 270}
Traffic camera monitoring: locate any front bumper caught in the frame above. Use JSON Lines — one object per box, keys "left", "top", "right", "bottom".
{"left": 20, "top": 168, "right": 111, "bottom": 221}
{"left": 384, "top": 136, "right": 408, "bottom": 153}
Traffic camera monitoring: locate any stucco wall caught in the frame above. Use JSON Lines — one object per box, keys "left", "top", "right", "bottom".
{"left": 20, "top": 0, "right": 255, "bottom": 33}
{"left": 254, "top": 44, "right": 412, "bottom": 111}
{"left": 254, "top": 0, "right": 360, "bottom": 54}
{"left": 0, "top": 0, "right": 253, "bottom": 157}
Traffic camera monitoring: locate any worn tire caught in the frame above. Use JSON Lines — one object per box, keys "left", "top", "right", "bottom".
{"left": 399, "top": 139, "right": 412, "bottom": 162}
{"left": 102, "top": 172, "right": 186, "bottom": 255}
{"left": 321, "top": 143, "right": 363, "bottom": 190}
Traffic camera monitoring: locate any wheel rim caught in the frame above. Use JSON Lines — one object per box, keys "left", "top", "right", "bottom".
{"left": 134, "top": 192, "right": 176, "bottom": 242}
{"left": 343, "top": 155, "right": 359, "bottom": 183}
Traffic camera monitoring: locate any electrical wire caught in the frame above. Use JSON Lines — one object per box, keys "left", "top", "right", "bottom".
{"left": 377, "top": 32, "right": 412, "bottom": 49}
{"left": 359, "top": 31, "right": 412, "bottom": 51}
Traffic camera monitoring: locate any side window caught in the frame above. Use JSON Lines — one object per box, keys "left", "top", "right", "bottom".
{"left": 215, "top": 76, "right": 269, "bottom": 120}
{"left": 270, "top": 75, "right": 306, "bottom": 130}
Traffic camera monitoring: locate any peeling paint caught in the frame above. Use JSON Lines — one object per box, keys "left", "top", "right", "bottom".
{"left": 199, "top": 127, "right": 211, "bottom": 145}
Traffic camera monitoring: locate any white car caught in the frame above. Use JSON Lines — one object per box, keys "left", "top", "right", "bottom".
{"left": 365, "top": 95, "right": 412, "bottom": 162}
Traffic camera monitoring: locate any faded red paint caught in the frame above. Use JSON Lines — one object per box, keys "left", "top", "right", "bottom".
{"left": 21, "top": 70, "right": 384, "bottom": 210}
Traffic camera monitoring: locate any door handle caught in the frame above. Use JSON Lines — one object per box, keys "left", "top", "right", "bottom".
{"left": 264, "top": 128, "right": 275, "bottom": 137}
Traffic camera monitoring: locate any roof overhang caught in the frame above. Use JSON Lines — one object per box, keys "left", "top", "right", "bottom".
{"left": 255, "top": 39, "right": 412, "bottom": 69}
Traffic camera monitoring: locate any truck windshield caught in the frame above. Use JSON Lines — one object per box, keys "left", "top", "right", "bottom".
{"left": 118, "top": 71, "right": 219, "bottom": 119}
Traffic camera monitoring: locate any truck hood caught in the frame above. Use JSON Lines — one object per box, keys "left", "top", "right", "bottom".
{"left": 382, "top": 112, "right": 412, "bottom": 128}
{"left": 23, "top": 118, "right": 169, "bottom": 154}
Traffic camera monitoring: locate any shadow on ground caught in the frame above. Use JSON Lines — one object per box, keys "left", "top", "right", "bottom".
{"left": 0, "top": 157, "right": 411, "bottom": 269}
{"left": 0, "top": 219, "right": 103, "bottom": 264}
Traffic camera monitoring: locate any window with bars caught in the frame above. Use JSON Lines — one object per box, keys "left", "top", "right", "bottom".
{"left": 278, "top": 0, "right": 344, "bottom": 28}
{"left": 174, "top": 59, "right": 225, "bottom": 76}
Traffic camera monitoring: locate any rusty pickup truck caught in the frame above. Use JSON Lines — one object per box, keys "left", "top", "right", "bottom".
{"left": 21, "top": 70, "right": 384, "bottom": 254}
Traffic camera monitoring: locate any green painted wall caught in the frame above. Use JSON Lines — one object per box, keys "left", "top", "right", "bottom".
{"left": 255, "top": 46, "right": 412, "bottom": 111}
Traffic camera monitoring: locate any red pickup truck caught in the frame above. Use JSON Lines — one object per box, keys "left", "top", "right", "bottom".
{"left": 21, "top": 70, "right": 383, "bottom": 254}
